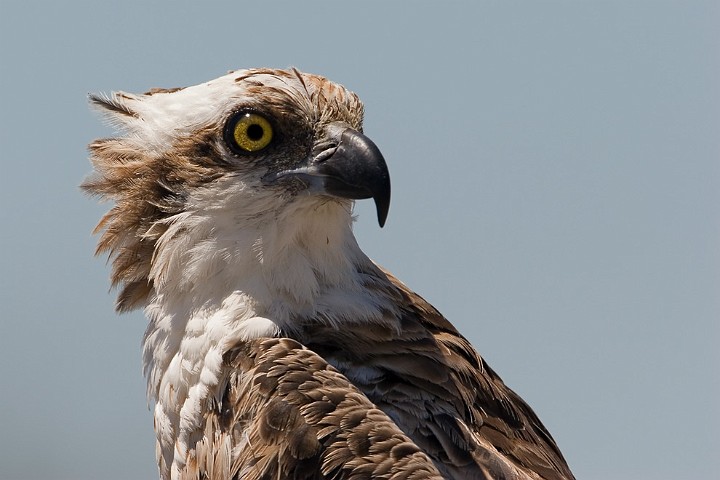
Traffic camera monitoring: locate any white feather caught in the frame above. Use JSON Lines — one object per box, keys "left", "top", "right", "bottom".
{"left": 141, "top": 172, "right": 388, "bottom": 477}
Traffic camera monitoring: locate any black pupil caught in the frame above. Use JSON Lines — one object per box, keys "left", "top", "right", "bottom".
{"left": 246, "top": 123, "right": 264, "bottom": 141}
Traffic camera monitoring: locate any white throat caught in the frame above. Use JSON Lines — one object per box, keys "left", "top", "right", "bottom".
{"left": 141, "top": 184, "right": 386, "bottom": 478}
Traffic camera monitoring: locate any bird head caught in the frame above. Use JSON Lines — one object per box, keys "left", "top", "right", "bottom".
{"left": 83, "top": 68, "right": 390, "bottom": 311}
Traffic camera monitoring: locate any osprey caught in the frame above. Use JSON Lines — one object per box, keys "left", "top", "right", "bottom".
{"left": 83, "top": 68, "right": 575, "bottom": 480}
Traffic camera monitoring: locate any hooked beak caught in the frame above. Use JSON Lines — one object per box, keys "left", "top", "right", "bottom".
{"left": 263, "top": 126, "right": 391, "bottom": 227}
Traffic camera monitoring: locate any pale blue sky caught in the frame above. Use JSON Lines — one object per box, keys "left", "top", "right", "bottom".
{"left": 1, "top": 2, "right": 718, "bottom": 479}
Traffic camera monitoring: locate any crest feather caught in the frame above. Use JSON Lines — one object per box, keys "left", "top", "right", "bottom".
{"left": 82, "top": 130, "right": 221, "bottom": 311}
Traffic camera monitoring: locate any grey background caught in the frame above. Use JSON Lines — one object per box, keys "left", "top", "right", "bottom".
{"left": 1, "top": 1, "right": 718, "bottom": 479}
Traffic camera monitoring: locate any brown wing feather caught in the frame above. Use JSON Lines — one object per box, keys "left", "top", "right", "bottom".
{"left": 179, "top": 338, "right": 443, "bottom": 480}
{"left": 384, "top": 269, "right": 575, "bottom": 480}
{"left": 301, "top": 268, "right": 575, "bottom": 480}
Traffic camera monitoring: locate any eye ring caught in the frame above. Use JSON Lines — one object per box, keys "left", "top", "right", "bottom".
{"left": 223, "top": 111, "right": 274, "bottom": 153}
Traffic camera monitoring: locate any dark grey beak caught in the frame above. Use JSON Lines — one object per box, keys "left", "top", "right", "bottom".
{"left": 264, "top": 127, "right": 391, "bottom": 227}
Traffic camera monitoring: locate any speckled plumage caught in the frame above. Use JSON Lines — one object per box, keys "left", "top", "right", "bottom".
{"left": 84, "top": 68, "right": 574, "bottom": 480}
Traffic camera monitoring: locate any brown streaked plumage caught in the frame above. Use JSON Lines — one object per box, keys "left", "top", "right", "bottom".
{"left": 83, "top": 67, "right": 575, "bottom": 480}
{"left": 84, "top": 127, "right": 225, "bottom": 310}
{"left": 180, "top": 338, "right": 443, "bottom": 480}
{"left": 299, "top": 268, "right": 575, "bottom": 479}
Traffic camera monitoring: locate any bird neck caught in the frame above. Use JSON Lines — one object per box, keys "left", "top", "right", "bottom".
{"left": 141, "top": 197, "right": 397, "bottom": 475}
{"left": 143, "top": 197, "right": 368, "bottom": 389}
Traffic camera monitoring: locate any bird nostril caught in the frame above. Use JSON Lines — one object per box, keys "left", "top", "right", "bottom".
{"left": 313, "top": 143, "right": 338, "bottom": 164}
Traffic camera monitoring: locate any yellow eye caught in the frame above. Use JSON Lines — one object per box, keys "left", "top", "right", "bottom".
{"left": 224, "top": 111, "right": 274, "bottom": 153}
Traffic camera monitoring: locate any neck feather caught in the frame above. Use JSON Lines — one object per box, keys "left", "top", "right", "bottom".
{"left": 141, "top": 195, "right": 395, "bottom": 477}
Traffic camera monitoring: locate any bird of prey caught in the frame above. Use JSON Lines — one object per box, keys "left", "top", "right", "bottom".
{"left": 83, "top": 68, "right": 575, "bottom": 480}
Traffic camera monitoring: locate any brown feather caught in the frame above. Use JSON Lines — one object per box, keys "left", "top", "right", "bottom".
{"left": 178, "top": 338, "right": 444, "bottom": 480}
{"left": 293, "top": 266, "right": 575, "bottom": 480}
{"left": 82, "top": 128, "right": 226, "bottom": 311}
{"left": 89, "top": 93, "right": 138, "bottom": 118}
